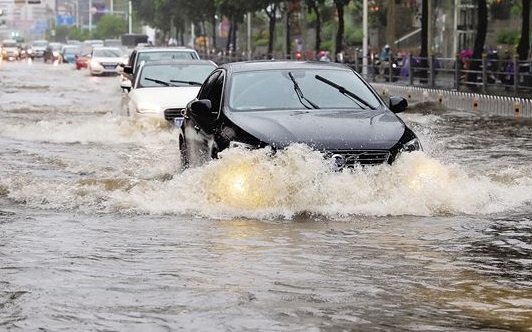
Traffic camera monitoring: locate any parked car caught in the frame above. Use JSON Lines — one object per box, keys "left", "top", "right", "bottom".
{"left": 89, "top": 46, "right": 127, "bottom": 76}
{"left": 178, "top": 60, "right": 422, "bottom": 170}
{"left": 61, "top": 45, "right": 80, "bottom": 64}
{"left": 121, "top": 47, "right": 200, "bottom": 80}
{"left": 1, "top": 39, "right": 20, "bottom": 61}
{"left": 28, "top": 39, "right": 48, "bottom": 59}
{"left": 120, "top": 59, "right": 217, "bottom": 123}
{"left": 43, "top": 42, "right": 63, "bottom": 63}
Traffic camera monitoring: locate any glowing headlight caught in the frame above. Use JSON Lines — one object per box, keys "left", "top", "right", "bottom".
{"left": 90, "top": 59, "right": 101, "bottom": 67}
{"left": 401, "top": 137, "right": 422, "bottom": 152}
{"left": 53, "top": 51, "right": 59, "bottom": 57}
{"left": 228, "top": 141, "right": 256, "bottom": 150}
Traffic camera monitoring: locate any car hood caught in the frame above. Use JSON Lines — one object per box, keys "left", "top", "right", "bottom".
{"left": 131, "top": 87, "right": 200, "bottom": 111}
{"left": 92, "top": 56, "right": 125, "bottom": 63}
{"left": 225, "top": 108, "right": 406, "bottom": 150}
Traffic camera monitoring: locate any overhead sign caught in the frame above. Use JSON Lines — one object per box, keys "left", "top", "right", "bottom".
{"left": 56, "top": 14, "right": 75, "bottom": 26}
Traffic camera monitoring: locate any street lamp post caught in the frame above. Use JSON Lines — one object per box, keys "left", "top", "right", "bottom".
{"left": 89, "top": 0, "right": 92, "bottom": 33}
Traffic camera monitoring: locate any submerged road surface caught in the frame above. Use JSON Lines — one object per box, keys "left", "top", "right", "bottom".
{"left": 1, "top": 60, "right": 531, "bottom": 331}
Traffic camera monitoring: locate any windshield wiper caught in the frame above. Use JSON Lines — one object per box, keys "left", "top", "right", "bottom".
{"left": 288, "top": 72, "right": 320, "bottom": 109}
{"left": 314, "top": 75, "right": 375, "bottom": 110}
{"left": 169, "top": 79, "right": 203, "bottom": 86}
{"left": 144, "top": 77, "right": 178, "bottom": 87}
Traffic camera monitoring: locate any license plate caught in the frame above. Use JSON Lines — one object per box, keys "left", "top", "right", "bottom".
{"left": 104, "top": 65, "right": 115, "bottom": 69}
{"left": 174, "top": 117, "right": 184, "bottom": 127}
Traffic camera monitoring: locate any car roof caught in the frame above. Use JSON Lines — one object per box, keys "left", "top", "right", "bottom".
{"left": 220, "top": 60, "right": 352, "bottom": 74}
{"left": 139, "top": 59, "right": 216, "bottom": 66}
{"left": 92, "top": 46, "right": 122, "bottom": 50}
{"left": 133, "top": 47, "right": 197, "bottom": 53}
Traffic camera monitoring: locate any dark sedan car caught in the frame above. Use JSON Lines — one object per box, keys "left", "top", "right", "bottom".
{"left": 178, "top": 60, "right": 422, "bottom": 170}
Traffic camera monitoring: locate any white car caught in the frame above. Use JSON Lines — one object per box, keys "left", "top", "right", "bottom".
{"left": 120, "top": 59, "right": 217, "bottom": 125}
{"left": 89, "top": 46, "right": 127, "bottom": 76}
{"left": 121, "top": 47, "right": 200, "bottom": 81}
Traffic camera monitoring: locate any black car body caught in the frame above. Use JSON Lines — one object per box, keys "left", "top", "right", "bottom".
{"left": 179, "top": 60, "right": 421, "bottom": 170}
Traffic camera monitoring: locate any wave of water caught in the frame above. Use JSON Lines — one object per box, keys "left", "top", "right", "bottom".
{"left": 1, "top": 112, "right": 531, "bottom": 219}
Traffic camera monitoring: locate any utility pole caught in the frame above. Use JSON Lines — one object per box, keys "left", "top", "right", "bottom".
{"left": 89, "top": 0, "right": 92, "bottom": 33}
{"left": 128, "top": 0, "right": 132, "bottom": 33}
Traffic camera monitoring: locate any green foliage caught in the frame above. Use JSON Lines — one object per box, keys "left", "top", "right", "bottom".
{"left": 255, "top": 38, "right": 269, "bottom": 47}
{"left": 321, "top": 40, "right": 333, "bottom": 52}
{"left": 344, "top": 24, "right": 362, "bottom": 46}
{"left": 497, "top": 30, "right": 520, "bottom": 45}
{"left": 94, "top": 14, "right": 128, "bottom": 39}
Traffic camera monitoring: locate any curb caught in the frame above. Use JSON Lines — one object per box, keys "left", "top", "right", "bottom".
{"left": 372, "top": 83, "right": 532, "bottom": 118}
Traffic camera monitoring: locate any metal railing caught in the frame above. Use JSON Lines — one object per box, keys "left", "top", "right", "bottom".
{"left": 198, "top": 51, "right": 532, "bottom": 98}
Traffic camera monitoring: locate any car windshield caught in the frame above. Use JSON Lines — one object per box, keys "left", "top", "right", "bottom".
{"left": 229, "top": 68, "right": 381, "bottom": 111}
{"left": 137, "top": 51, "right": 198, "bottom": 63}
{"left": 33, "top": 41, "right": 47, "bottom": 47}
{"left": 63, "top": 47, "right": 79, "bottom": 54}
{"left": 138, "top": 63, "right": 215, "bottom": 88}
{"left": 93, "top": 48, "right": 123, "bottom": 57}
{"left": 3, "top": 41, "right": 17, "bottom": 47}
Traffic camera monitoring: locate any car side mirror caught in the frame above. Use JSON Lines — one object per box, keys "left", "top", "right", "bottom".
{"left": 189, "top": 99, "right": 213, "bottom": 116}
{"left": 188, "top": 99, "right": 217, "bottom": 130}
{"left": 123, "top": 66, "right": 132, "bottom": 74}
{"left": 120, "top": 80, "right": 132, "bottom": 92}
{"left": 389, "top": 96, "right": 408, "bottom": 113}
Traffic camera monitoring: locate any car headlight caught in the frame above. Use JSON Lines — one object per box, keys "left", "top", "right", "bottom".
{"left": 90, "top": 59, "right": 98, "bottom": 67}
{"left": 53, "top": 51, "right": 59, "bottom": 57}
{"left": 228, "top": 141, "right": 256, "bottom": 150}
{"left": 401, "top": 137, "right": 422, "bottom": 152}
{"left": 136, "top": 103, "right": 161, "bottom": 115}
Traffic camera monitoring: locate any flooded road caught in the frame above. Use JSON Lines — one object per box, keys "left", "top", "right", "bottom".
{"left": 1, "top": 61, "right": 531, "bottom": 331}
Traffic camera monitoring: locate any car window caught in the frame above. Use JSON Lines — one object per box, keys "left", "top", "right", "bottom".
{"left": 93, "top": 48, "right": 123, "bottom": 57}
{"left": 137, "top": 63, "right": 216, "bottom": 88}
{"left": 197, "top": 71, "right": 224, "bottom": 113}
{"left": 228, "top": 68, "right": 381, "bottom": 111}
{"left": 137, "top": 51, "right": 197, "bottom": 64}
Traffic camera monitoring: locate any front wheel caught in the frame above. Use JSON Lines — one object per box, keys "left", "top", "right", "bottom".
{"left": 179, "top": 138, "right": 189, "bottom": 171}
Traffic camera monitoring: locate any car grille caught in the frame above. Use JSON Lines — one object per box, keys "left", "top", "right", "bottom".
{"left": 324, "top": 150, "right": 391, "bottom": 167}
{"left": 164, "top": 108, "right": 184, "bottom": 121}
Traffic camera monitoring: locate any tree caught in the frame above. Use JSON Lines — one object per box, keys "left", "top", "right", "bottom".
{"left": 305, "top": 0, "right": 325, "bottom": 54}
{"left": 94, "top": 14, "right": 128, "bottom": 39}
{"left": 333, "top": 0, "right": 350, "bottom": 57}
{"left": 516, "top": 0, "right": 531, "bottom": 60}
{"left": 469, "top": 0, "right": 488, "bottom": 82}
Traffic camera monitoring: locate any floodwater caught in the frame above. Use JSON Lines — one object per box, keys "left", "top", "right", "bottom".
{"left": 0, "top": 60, "right": 531, "bottom": 332}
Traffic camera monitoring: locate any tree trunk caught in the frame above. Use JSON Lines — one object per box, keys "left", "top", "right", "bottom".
{"left": 517, "top": 0, "right": 531, "bottom": 60}
{"left": 212, "top": 14, "right": 217, "bottom": 50}
{"left": 286, "top": 9, "right": 291, "bottom": 57}
{"left": 226, "top": 18, "right": 233, "bottom": 52}
{"left": 267, "top": 5, "right": 276, "bottom": 58}
{"left": 334, "top": 3, "right": 345, "bottom": 57}
{"left": 469, "top": 0, "right": 487, "bottom": 82}
{"left": 314, "top": 5, "right": 322, "bottom": 55}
